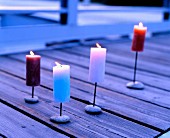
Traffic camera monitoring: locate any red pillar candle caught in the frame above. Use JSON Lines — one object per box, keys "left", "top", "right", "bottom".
{"left": 26, "top": 51, "right": 41, "bottom": 86}
{"left": 131, "top": 22, "right": 147, "bottom": 52}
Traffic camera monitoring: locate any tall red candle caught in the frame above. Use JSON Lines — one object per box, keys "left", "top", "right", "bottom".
{"left": 131, "top": 22, "right": 147, "bottom": 52}
{"left": 26, "top": 51, "right": 41, "bottom": 86}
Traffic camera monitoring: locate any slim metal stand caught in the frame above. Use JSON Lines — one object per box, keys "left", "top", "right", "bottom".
{"left": 24, "top": 86, "right": 39, "bottom": 104}
{"left": 32, "top": 86, "right": 34, "bottom": 98}
{"left": 85, "top": 82, "right": 102, "bottom": 114}
{"left": 93, "top": 82, "right": 97, "bottom": 106}
{"left": 126, "top": 52, "right": 144, "bottom": 90}
{"left": 133, "top": 52, "right": 138, "bottom": 82}
{"left": 60, "top": 103, "right": 62, "bottom": 116}
{"left": 50, "top": 103, "right": 70, "bottom": 123}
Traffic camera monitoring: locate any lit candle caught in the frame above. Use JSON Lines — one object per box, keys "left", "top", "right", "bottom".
{"left": 89, "top": 43, "right": 107, "bottom": 83}
{"left": 26, "top": 51, "right": 41, "bottom": 86}
{"left": 53, "top": 62, "right": 70, "bottom": 102}
{"left": 131, "top": 22, "right": 147, "bottom": 52}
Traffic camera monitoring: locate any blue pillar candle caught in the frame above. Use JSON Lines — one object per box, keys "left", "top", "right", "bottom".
{"left": 53, "top": 62, "right": 70, "bottom": 102}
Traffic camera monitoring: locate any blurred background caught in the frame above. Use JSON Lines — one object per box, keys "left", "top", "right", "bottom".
{"left": 0, "top": 0, "right": 169, "bottom": 54}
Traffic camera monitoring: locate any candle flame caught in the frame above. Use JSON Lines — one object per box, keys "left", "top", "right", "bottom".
{"left": 55, "top": 62, "right": 62, "bottom": 67}
{"left": 30, "top": 51, "right": 34, "bottom": 56}
{"left": 96, "top": 43, "right": 101, "bottom": 48}
{"left": 139, "top": 22, "right": 143, "bottom": 27}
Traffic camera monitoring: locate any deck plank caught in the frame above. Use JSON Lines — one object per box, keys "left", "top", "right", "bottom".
{"left": 39, "top": 49, "right": 170, "bottom": 92}
{"left": 147, "top": 34, "right": 170, "bottom": 47}
{"left": 0, "top": 102, "right": 67, "bottom": 138}
{"left": 61, "top": 45, "right": 170, "bottom": 88}
{"left": 1, "top": 35, "right": 170, "bottom": 137}
{"left": 0, "top": 71, "right": 159, "bottom": 138}
{"left": 33, "top": 50, "right": 170, "bottom": 108}
{"left": 104, "top": 41, "right": 170, "bottom": 66}
{"left": 62, "top": 45, "right": 170, "bottom": 77}
{"left": 2, "top": 52, "right": 170, "bottom": 131}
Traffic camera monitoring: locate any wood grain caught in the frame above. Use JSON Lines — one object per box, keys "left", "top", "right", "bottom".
{"left": 39, "top": 49, "right": 170, "bottom": 92}
{"left": 0, "top": 71, "right": 159, "bottom": 138}
{"left": 2, "top": 53, "right": 170, "bottom": 131}
{"left": 0, "top": 103, "right": 67, "bottom": 138}
{"left": 1, "top": 35, "right": 170, "bottom": 137}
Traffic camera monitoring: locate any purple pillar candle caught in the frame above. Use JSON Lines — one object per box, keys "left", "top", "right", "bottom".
{"left": 26, "top": 51, "right": 41, "bottom": 86}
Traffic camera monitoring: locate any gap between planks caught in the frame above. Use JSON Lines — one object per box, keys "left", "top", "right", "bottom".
{"left": 0, "top": 102, "right": 67, "bottom": 138}
{"left": 0, "top": 71, "right": 159, "bottom": 138}
{"left": 51, "top": 48, "right": 170, "bottom": 93}
{"left": 0, "top": 54, "right": 169, "bottom": 133}
{"left": 7, "top": 52, "right": 170, "bottom": 110}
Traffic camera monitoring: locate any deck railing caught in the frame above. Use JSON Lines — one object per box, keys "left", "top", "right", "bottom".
{"left": 0, "top": 0, "right": 170, "bottom": 54}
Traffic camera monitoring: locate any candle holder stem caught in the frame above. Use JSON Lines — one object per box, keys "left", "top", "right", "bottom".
{"left": 85, "top": 82, "right": 101, "bottom": 114}
{"left": 50, "top": 102, "right": 70, "bottom": 123}
{"left": 93, "top": 82, "right": 97, "bottom": 106}
{"left": 60, "top": 103, "right": 62, "bottom": 116}
{"left": 32, "top": 86, "right": 34, "bottom": 98}
{"left": 133, "top": 52, "right": 138, "bottom": 82}
{"left": 24, "top": 86, "right": 38, "bottom": 103}
{"left": 126, "top": 51, "right": 144, "bottom": 89}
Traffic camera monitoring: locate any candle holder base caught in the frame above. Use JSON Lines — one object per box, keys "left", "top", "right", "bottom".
{"left": 85, "top": 105, "right": 102, "bottom": 114}
{"left": 50, "top": 115, "right": 70, "bottom": 123}
{"left": 126, "top": 81, "right": 144, "bottom": 90}
{"left": 24, "top": 96, "right": 39, "bottom": 104}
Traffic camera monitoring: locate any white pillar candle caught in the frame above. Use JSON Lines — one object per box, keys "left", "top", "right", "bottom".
{"left": 53, "top": 62, "right": 70, "bottom": 102}
{"left": 89, "top": 43, "right": 107, "bottom": 83}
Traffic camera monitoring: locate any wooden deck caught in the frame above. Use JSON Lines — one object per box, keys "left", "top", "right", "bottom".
{"left": 0, "top": 33, "right": 170, "bottom": 138}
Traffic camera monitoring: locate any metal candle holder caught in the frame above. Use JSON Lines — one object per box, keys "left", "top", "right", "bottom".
{"left": 85, "top": 82, "right": 102, "bottom": 114}
{"left": 24, "top": 86, "right": 39, "bottom": 104}
{"left": 50, "top": 103, "right": 70, "bottom": 123}
{"left": 126, "top": 52, "right": 144, "bottom": 90}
